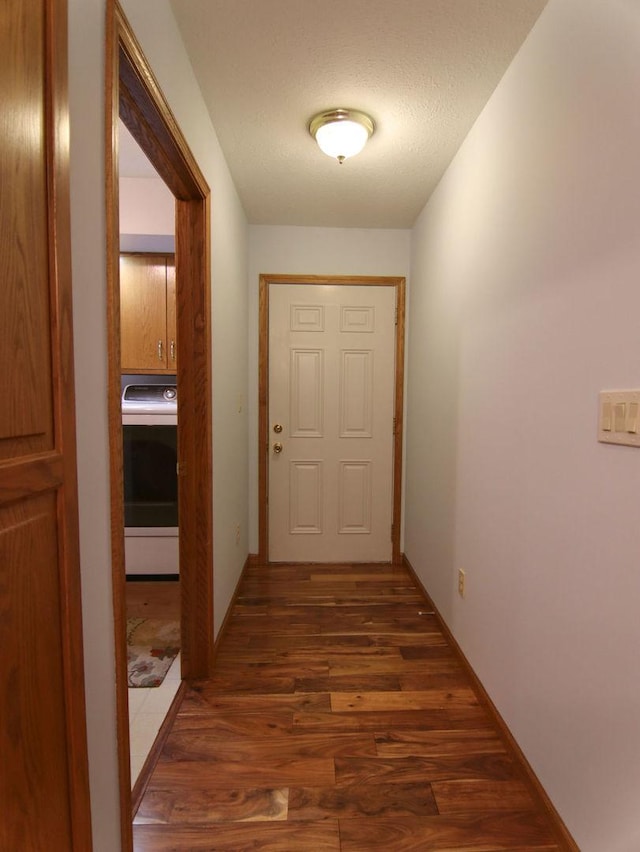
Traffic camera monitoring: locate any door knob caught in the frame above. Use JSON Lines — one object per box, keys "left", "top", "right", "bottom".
{"left": 273, "top": 442, "right": 283, "bottom": 454}
{"left": 273, "top": 423, "right": 283, "bottom": 434}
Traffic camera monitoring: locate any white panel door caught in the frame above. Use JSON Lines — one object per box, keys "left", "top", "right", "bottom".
{"left": 269, "top": 284, "right": 396, "bottom": 562}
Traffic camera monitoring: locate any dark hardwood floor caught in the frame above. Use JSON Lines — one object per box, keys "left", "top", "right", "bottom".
{"left": 133, "top": 562, "right": 568, "bottom": 851}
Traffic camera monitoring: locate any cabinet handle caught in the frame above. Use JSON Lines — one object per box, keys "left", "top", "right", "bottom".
{"left": 170, "top": 340, "right": 176, "bottom": 361}
{"left": 157, "top": 339, "right": 163, "bottom": 361}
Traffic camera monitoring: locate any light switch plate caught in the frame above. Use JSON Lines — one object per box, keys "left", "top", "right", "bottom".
{"left": 598, "top": 390, "right": 640, "bottom": 447}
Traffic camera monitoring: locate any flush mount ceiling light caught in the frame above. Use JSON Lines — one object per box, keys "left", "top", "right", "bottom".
{"left": 308, "top": 108, "right": 375, "bottom": 164}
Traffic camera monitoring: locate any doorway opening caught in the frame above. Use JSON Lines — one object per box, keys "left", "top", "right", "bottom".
{"left": 106, "top": 3, "right": 214, "bottom": 849}
{"left": 118, "top": 122, "right": 181, "bottom": 786}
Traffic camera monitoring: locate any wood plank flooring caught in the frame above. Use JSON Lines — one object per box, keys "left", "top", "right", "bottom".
{"left": 133, "top": 563, "right": 568, "bottom": 851}
{"left": 126, "top": 579, "right": 180, "bottom": 620}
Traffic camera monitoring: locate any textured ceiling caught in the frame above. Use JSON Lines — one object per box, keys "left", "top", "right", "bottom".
{"left": 166, "top": 0, "right": 547, "bottom": 228}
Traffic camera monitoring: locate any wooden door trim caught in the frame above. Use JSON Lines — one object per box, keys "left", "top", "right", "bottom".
{"left": 258, "top": 274, "right": 406, "bottom": 565}
{"left": 106, "top": 4, "right": 214, "bottom": 849}
{"left": 47, "top": 0, "right": 93, "bottom": 845}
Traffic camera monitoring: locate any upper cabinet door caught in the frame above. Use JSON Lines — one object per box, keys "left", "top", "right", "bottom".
{"left": 120, "top": 254, "right": 176, "bottom": 373}
{"left": 120, "top": 253, "right": 173, "bottom": 372}
{"left": 0, "top": 0, "right": 92, "bottom": 849}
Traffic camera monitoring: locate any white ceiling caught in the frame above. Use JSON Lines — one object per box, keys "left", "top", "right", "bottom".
{"left": 153, "top": 1, "right": 547, "bottom": 229}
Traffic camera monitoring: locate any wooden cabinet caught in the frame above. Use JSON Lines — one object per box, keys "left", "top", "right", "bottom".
{"left": 120, "top": 253, "right": 177, "bottom": 373}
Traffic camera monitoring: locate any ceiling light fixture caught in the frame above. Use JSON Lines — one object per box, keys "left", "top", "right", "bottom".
{"left": 308, "top": 108, "right": 375, "bottom": 164}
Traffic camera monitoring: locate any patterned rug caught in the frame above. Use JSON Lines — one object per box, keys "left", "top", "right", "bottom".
{"left": 126, "top": 618, "right": 180, "bottom": 688}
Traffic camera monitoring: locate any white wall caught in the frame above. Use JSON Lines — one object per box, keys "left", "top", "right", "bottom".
{"left": 68, "top": 1, "right": 249, "bottom": 848}
{"left": 119, "top": 176, "right": 174, "bottom": 235}
{"left": 69, "top": 1, "right": 120, "bottom": 847}
{"left": 247, "top": 225, "right": 410, "bottom": 552}
{"left": 119, "top": 176, "right": 174, "bottom": 252}
{"left": 406, "top": 2, "right": 640, "bottom": 850}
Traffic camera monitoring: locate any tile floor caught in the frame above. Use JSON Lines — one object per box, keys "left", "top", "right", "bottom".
{"left": 128, "top": 653, "right": 181, "bottom": 786}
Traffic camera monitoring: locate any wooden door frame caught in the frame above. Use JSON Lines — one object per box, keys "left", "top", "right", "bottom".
{"left": 106, "top": 4, "right": 214, "bottom": 848}
{"left": 258, "top": 274, "right": 405, "bottom": 565}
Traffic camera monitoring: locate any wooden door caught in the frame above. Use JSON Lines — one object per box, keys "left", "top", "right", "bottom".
{"left": 0, "top": 0, "right": 92, "bottom": 849}
{"left": 120, "top": 254, "right": 169, "bottom": 371}
{"left": 268, "top": 284, "right": 396, "bottom": 562}
{"left": 165, "top": 257, "right": 177, "bottom": 369}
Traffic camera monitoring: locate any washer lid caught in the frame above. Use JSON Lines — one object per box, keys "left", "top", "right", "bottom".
{"left": 121, "top": 384, "right": 177, "bottom": 414}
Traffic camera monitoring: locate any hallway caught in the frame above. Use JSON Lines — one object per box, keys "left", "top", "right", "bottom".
{"left": 132, "top": 562, "right": 568, "bottom": 850}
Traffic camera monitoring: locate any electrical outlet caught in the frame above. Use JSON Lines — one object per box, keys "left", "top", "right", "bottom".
{"left": 458, "top": 569, "right": 466, "bottom": 598}
{"left": 235, "top": 523, "right": 241, "bottom": 545}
